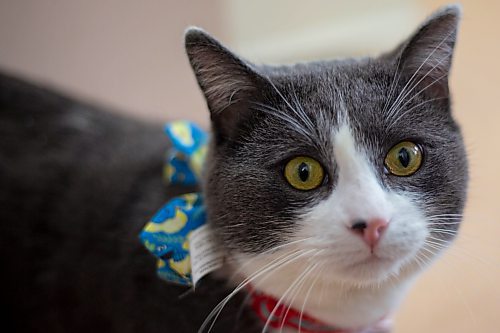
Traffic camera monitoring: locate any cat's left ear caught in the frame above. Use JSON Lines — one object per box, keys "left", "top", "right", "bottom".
{"left": 390, "top": 5, "right": 461, "bottom": 98}
{"left": 185, "top": 28, "right": 268, "bottom": 142}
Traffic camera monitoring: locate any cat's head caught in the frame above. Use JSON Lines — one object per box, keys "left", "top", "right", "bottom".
{"left": 185, "top": 6, "right": 468, "bottom": 288}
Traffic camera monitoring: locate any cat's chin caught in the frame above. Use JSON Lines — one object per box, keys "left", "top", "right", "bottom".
{"left": 227, "top": 251, "right": 420, "bottom": 330}
{"left": 328, "top": 254, "right": 407, "bottom": 286}
{"left": 330, "top": 247, "right": 434, "bottom": 288}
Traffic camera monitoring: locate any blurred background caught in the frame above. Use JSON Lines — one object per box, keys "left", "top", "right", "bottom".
{"left": 0, "top": 0, "right": 498, "bottom": 332}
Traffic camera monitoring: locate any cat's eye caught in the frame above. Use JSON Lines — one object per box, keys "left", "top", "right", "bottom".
{"left": 384, "top": 141, "right": 423, "bottom": 176}
{"left": 284, "top": 156, "right": 325, "bottom": 191}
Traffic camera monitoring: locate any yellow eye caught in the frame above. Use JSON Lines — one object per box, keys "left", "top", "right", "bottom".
{"left": 284, "top": 156, "right": 325, "bottom": 191}
{"left": 385, "top": 141, "right": 423, "bottom": 176}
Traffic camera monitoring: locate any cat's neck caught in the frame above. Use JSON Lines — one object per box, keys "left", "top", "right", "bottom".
{"left": 228, "top": 259, "right": 418, "bottom": 332}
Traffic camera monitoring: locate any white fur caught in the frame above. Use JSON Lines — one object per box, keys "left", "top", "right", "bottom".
{"left": 232, "top": 124, "right": 434, "bottom": 331}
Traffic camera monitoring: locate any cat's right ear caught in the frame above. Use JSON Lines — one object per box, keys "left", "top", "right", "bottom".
{"left": 185, "top": 28, "right": 266, "bottom": 142}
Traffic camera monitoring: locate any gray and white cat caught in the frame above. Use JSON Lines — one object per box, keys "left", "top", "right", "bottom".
{"left": 186, "top": 4, "right": 467, "bottom": 332}
{"left": 0, "top": 4, "right": 467, "bottom": 333}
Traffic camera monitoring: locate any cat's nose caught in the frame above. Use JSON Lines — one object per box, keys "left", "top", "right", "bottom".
{"left": 350, "top": 218, "right": 389, "bottom": 249}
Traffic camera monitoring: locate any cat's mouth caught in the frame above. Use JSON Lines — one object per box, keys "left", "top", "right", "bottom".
{"left": 360, "top": 253, "right": 388, "bottom": 263}
{"left": 343, "top": 252, "right": 394, "bottom": 271}
{"left": 318, "top": 247, "right": 411, "bottom": 285}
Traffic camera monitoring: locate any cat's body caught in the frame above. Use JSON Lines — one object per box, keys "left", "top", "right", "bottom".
{"left": 0, "top": 5, "right": 467, "bottom": 333}
{"left": 0, "top": 73, "right": 259, "bottom": 332}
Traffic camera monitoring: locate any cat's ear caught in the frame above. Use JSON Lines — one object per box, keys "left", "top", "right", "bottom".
{"left": 391, "top": 5, "right": 461, "bottom": 98}
{"left": 185, "top": 28, "right": 266, "bottom": 141}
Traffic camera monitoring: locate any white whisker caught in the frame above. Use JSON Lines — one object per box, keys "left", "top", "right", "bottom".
{"left": 199, "top": 248, "right": 315, "bottom": 333}
{"left": 385, "top": 29, "right": 455, "bottom": 121}
{"left": 262, "top": 261, "right": 320, "bottom": 333}
{"left": 227, "top": 237, "right": 314, "bottom": 281}
{"left": 386, "top": 97, "right": 447, "bottom": 130}
{"left": 298, "top": 264, "right": 324, "bottom": 333}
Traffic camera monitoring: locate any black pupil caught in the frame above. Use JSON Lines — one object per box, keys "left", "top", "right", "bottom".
{"left": 298, "top": 162, "right": 310, "bottom": 182}
{"left": 398, "top": 148, "right": 411, "bottom": 168}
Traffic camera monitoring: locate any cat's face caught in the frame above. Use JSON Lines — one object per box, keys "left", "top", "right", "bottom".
{"left": 186, "top": 7, "right": 467, "bottom": 287}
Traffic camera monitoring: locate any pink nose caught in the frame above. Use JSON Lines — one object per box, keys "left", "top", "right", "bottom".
{"left": 350, "top": 218, "right": 389, "bottom": 249}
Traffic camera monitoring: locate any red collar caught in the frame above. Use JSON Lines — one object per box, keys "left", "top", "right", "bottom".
{"left": 249, "top": 289, "right": 348, "bottom": 333}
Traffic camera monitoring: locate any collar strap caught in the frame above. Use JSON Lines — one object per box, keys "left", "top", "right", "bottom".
{"left": 249, "top": 290, "right": 348, "bottom": 333}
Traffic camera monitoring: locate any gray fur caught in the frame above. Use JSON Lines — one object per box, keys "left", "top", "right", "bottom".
{"left": 185, "top": 5, "right": 467, "bottom": 255}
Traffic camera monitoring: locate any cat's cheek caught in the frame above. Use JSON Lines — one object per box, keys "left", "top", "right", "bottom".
{"left": 375, "top": 194, "right": 429, "bottom": 260}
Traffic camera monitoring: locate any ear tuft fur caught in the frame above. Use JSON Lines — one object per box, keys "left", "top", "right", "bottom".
{"left": 184, "top": 28, "right": 266, "bottom": 142}
{"left": 395, "top": 4, "right": 461, "bottom": 98}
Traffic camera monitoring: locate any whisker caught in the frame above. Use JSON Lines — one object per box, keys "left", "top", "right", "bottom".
{"left": 262, "top": 261, "right": 320, "bottom": 333}
{"left": 428, "top": 229, "right": 460, "bottom": 238}
{"left": 424, "top": 239, "right": 449, "bottom": 251}
{"left": 425, "top": 236, "right": 500, "bottom": 273}
{"left": 250, "top": 103, "right": 314, "bottom": 144}
{"left": 385, "top": 29, "right": 454, "bottom": 121}
{"left": 413, "top": 252, "right": 432, "bottom": 270}
{"left": 226, "top": 237, "right": 314, "bottom": 281}
{"left": 420, "top": 246, "right": 441, "bottom": 260}
{"left": 429, "top": 227, "right": 459, "bottom": 232}
{"left": 382, "top": 54, "right": 403, "bottom": 114}
{"left": 387, "top": 70, "right": 450, "bottom": 127}
{"left": 386, "top": 97, "right": 447, "bottom": 130}
{"left": 385, "top": 31, "right": 456, "bottom": 132}
{"left": 199, "top": 248, "right": 315, "bottom": 333}
{"left": 289, "top": 81, "right": 317, "bottom": 136}
{"left": 426, "top": 220, "right": 463, "bottom": 224}
{"left": 201, "top": 249, "right": 303, "bottom": 333}
{"left": 262, "top": 76, "right": 318, "bottom": 139}
{"left": 428, "top": 213, "right": 464, "bottom": 218}
{"left": 279, "top": 261, "right": 315, "bottom": 333}
{"left": 298, "top": 265, "right": 324, "bottom": 333}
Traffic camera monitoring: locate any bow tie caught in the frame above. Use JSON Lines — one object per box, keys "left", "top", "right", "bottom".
{"left": 139, "top": 121, "right": 207, "bottom": 286}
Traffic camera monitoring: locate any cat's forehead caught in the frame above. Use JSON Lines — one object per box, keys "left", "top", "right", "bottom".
{"left": 258, "top": 57, "right": 452, "bottom": 147}
{"left": 264, "top": 58, "right": 393, "bottom": 100}
{"left": 262, "top": 59, "right": 396, "bottom": 128}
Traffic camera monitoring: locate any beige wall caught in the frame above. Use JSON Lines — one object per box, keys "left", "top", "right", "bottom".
{"left": 0, "top": 1, "right": 498, "bottom": 332}
{"left": 0, "top": 0, "right": 227, "bottom": 125}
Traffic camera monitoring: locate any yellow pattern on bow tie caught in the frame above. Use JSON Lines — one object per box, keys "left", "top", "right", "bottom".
{"left": 143, "top": 208, "right": 188, "bottom": 234}
{"left": 170, "top": 255, "right": 191, "bottom": 278}
{"left": 170, "top": 121, "right": 194, "bottom": 147}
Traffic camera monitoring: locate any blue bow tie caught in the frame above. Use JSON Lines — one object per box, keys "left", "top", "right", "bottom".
{"left": 139, "top": 121, "right": 208, "bottom": 286}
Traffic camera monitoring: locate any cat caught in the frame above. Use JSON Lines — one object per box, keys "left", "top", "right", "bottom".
{"left": 0, "top": 4, "right": 467, "bottom": 333}
{"left": 186, "top": 4, "right": 467, "bottom": 332}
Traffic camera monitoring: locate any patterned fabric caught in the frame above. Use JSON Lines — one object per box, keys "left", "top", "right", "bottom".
{"left": 140, "top": 193, "right": 205, "bottom": 285}
{"left": 163, "top": 121, "right": 207, "bottom": 185}
{"left": 139, "top": 121, "right": 207, "bottom": 286}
